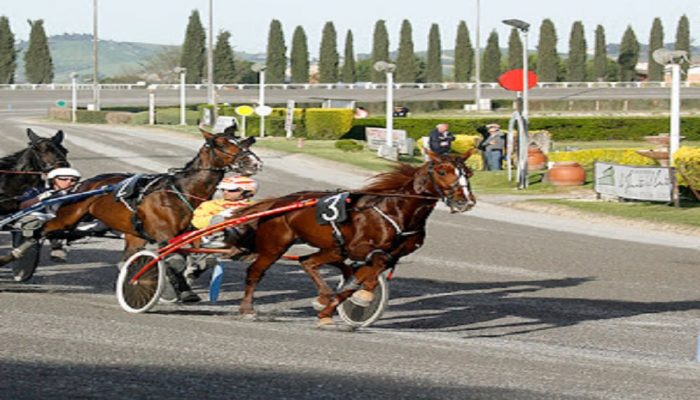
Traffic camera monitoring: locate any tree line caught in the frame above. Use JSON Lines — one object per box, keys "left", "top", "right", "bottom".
{"left": 0, "top": 12, "right": 692, "bottom": 84}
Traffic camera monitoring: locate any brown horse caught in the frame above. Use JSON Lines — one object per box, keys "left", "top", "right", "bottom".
{"left": 0, "top": 128, "right": 262, "bottom": 282}
{"left": 234, "top": 151, "right": 475, "bottom": 326}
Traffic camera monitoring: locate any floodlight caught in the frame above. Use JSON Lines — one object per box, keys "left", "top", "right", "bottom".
{"left": 503, "top": 19, "right": 530, "bottom": 32}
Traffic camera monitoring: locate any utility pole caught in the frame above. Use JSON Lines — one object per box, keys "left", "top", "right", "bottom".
{"left": 92, "top": 0, "right": 100, "bottom": 110}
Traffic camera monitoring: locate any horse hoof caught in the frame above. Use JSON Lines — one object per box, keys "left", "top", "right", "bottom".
{"left": 312, "top": 298, "right": 328, "bottom": 311}
{"left": 317, "top": 317, "right": 335, "bottom": 329}
{"left": 350, "top": 290, "right": 374, "bottom": 307}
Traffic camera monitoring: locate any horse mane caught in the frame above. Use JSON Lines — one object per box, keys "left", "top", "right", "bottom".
{"left": 361, "top": 163, "right": 420, "bottom": 192}
{"left": 0, "top": 149, "right": 26, "bottom": 170}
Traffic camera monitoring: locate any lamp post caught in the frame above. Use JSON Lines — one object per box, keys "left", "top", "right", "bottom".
{"left": 174, "top": 67, "right": 187, "bottom": 125}
{"left": 374, "top": 61, "right": 397, "bottom": 160}
{"left": 652, "top": 48, "right": 690, "bottom": 161}
{"left": 503, "top": 18, "right": 531, "bottom": 190}
{"left": 92, "top": 0, "right": 100, "bottom": 110}
{"left": 503, "top": 19, "right": 530, "bottom": 119}
{"left": 474, "top": 0, "right": 481, "bottom": 110}
{"left": 207, "top": 0, "right": 214, "bottom": 106}
{"left": 252, "top": 64, "right": 267, "bottom": 137}
{"left": 70, "top": 72, "right": 78, "bottom": 123}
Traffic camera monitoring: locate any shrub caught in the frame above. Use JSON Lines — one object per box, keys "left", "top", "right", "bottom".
{"left": 548, "top": 148, "right": 656, "bottom": 167}
{"left": 76, "top": 110, "right": 108, "bottom": 123}
{"left": 105, "top": 112, "right": 134, "bottom": 124}
{"left": 415, "top": 134, "right": 481, "bottom": 154}
{"left": 305, "top": 108, "right": 354, "bottom": 139}
{"left": 48, "top": 107, "right": 70, "bottom": 121}
{"left": 335, "top": 139, "right": 364, "bottom": 152}
{"left": 674, "top": 146, "right": 700, "bottom": 186}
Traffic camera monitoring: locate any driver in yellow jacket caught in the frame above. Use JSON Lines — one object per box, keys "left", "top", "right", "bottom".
{"left": 191, "top": 175, "right": 258, "bottom": 230}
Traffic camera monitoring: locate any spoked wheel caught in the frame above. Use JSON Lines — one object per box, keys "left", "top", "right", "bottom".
{"left": 337, "top": 272, "right": 390, "bottom": 327}
{"left": 10, "top": 231, "right": 42, "bottom": 282}
{"left": 116, "top": 250, "right": 165, "bottom": 313}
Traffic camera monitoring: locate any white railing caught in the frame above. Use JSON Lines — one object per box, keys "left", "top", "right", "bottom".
{"left": 0, "top": 81, "right": 696, "bottom": 91}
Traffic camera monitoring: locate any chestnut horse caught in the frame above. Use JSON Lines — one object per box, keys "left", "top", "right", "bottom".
{"left": 0, "top": 128, "right": 262, "bottom": 280}
{"left": 234, "top": 151, "right": 475, "bottom": 327}
{"left": 0, "top": 129, "right": 70, "bottom": 214}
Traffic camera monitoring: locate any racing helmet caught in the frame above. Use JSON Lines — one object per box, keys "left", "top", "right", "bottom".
{"left": 47, "top": 167, "right": 81, "bottom": 180}
{"left": 217, "top": 176, "right": 258, "bottom": 195}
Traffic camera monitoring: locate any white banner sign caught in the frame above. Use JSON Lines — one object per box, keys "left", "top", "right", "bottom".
{"left": 365, "top": 127, "right": 414, "bottom": 155}
{"left": 594, "top": 162, "right": 674, "bottom": 202}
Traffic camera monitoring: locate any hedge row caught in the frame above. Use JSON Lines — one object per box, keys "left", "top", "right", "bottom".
{"left": 348, "top": 117, "right": 700, "bottom": 141}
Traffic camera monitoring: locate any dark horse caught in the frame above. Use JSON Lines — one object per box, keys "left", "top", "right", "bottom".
{"left": 0, "top": 129, "right": 70, "bottom": 215}
{"left": 234, "top": 151, "right": 475, "bottom": 327}
{"left": 0, "top": 128, "right": 262, "bottom": 278}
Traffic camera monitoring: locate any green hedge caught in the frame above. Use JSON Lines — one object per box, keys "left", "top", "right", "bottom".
{"left": 75, "top": 110, "right": 108, "bottom": 123}
{"left": 347, "top": 116, "right": 700, "bottom": 141}
{"left": 305, "top": 108, "right": 354, "bottom": 139}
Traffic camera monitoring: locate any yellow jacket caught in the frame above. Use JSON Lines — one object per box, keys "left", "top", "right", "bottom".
{"left": 191, "top": 198, "right": 254, "bottom": 229}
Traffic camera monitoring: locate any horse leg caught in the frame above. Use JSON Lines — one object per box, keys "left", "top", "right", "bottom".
{"left": 239, "top": 252, "right": 285, "bottom": 315}
{"left": 297, "top": 250, "right": 345, "bottom": 311}
{"left": 317, "top": 252, "right": 392, "bottom": 325}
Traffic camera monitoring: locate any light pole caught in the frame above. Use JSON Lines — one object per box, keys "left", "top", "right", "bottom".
{"left": 652, "top": 48, "right": 690, "bottom": 161}
{"left": 207, "top": 0, "right": 214, "bottom": 107}
{"left": 374, "top": 61, "right": 397, "bottom": 160}
{"left": 503, "top": 18, "right": 531, "bottom": 190}
{"left": 503, "top": 19, "right": 531, "bottom": 119}
{"left": 70, "top": 72, "right": 78, "bottom": 123}
{"left": 174, "top": 67, "right": 187, "bottom": 125}
{"left": 92, "top": 0, "right": 100, "bottom": 110}
{"left": 475, "top": 0, "right": 481, "bottom": 111}
{"left": 252, "top": 64, "right": 267, "bottom": 137}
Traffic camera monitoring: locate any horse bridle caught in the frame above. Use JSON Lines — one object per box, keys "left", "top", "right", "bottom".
{"left": 426, "top": 159, "right": 473, "bottom": 207}
{"left": 205, "top": 137, "right": 261, "bottom": 173}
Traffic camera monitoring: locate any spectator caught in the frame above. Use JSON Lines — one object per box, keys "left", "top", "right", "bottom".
{"left": 393, "top": 106, "right": 409, "bottom": 117}
{"left": 483, "top": 124, "right": 506, "bottom": 170}
{"left": 428, "top": 123, "right": 455, "bottom": 156}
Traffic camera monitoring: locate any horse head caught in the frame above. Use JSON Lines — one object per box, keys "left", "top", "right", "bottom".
{"left": 415, "top": 150, "right": 476, "bottom": 213}
{"left": 199, "top": 126, "right": 263, "bottom": 176}
{"left": 25, "top": 129, "right": 70, "bottom": 172}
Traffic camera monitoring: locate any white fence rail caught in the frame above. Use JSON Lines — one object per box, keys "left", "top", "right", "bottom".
{"left": 0, "top": 81, "right": 697, "bottom": 91}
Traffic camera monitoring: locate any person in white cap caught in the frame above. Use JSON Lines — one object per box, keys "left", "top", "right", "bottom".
{"left": 11, "top": 167, "right": 82, "bottom": 272}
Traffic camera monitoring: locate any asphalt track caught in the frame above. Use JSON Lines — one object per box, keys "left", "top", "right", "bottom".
{"left": 1, "top": 111, "right": 700, "bottom": 399}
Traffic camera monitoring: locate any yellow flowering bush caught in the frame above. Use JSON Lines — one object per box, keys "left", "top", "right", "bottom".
{"left": 548, "top": 149, "right": 656, "bottom": 167}
{"left": 673, "top": 146, "right": 700, "bottom": 186}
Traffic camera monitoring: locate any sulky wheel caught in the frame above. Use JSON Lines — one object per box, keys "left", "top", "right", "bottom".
{"left": 10, "top": 231, "right": 42, "bottom": 282}
{"left": 116, "top": 250, "right": 165, "bottom": 313}
{"left": 337, "top": 272, "right": 390, "bottom": 327}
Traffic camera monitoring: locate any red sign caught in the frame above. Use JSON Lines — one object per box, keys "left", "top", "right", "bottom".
{"left": 498, "top": 69, "right": 538, "bottom": 92}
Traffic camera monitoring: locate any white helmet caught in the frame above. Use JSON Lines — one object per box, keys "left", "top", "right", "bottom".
{"left": 217, "top": 176, "right": 258, "bottom": 194}
{"left": 47, "top": 167, "right": 81, "bottom": 180}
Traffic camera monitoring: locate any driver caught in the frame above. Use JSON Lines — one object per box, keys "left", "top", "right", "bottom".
{"left": 10, "top": 167, "right": 81, "bottom": 280}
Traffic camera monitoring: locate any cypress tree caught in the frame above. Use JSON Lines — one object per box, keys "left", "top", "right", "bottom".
{"left": 481, "top": 30, "right": 501, "bottom": 82}
{"left": 318, "top": 21, "right": 338, "bottom": 83}
{"left": 395, "top": 19, "right": 416, "bottom": 83}
{"left": 265, "top": 19, "right": 287, "bottom": 84}
{"left": 180, "top": 10, "right": 205, "bottom": 84}
{"left": 371, "top": 20, "right": 389, "bottom": 83}
{"left": 0, "top": 16, "right": 16, "bottom": 84}
{"left": 454, "top": 21, "right": 474, "bottom": 82}
{"left": 618, "top": 26, "right": 640, "bottom": 81}
{"left": 537, "top": 19, "right": 559, "bottom": 82}
{"left": 507, "top": 28, "right": 523, "bottom": 70}
{"left": 593, "top": 25, "right": 608, "bottom": 81}
{"left": 426, "top": 23, "right": 443, "bottom": 82}
{"left": 213, "top": 31, "right": 236, "bottom": 83}
{"left": 290, "top": 26, "right": 309, "bottom": 83}
{"left": 675, "top": 14, "right": 691, "bottom": 80}
{"left": 648, "top": 18, "right": 664, "bottom": 81}
{"left": 567, "top": 21, "right": 587, "bottom": 82}
{"left": 341, "top": 30, "right": 356, "bottom": 83}
{"left": 24, "top": 19, "right": 53, "bottom": 84}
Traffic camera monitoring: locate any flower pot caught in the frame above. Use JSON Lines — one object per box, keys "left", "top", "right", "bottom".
{"left": 527, "top": 148, "right": 547, "bottom": 170}
{"left": 546, "top": 162, "right": 585, "bottom": 186}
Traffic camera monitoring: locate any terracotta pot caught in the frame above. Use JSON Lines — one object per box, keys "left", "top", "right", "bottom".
{"left": 546, "top": 162, "right": 585, "bottom": 186}
{"left": 527, "top": 148, "right": 547, "bottom": 170}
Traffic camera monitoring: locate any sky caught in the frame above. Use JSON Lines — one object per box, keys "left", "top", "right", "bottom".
{"left": 1, "top": 0, "right": 698, "bottom": 55}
